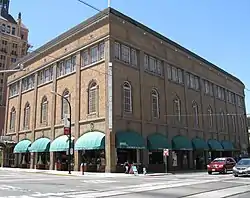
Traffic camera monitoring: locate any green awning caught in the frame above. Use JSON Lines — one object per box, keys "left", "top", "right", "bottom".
{"left": 221, "top": 140, "right": 235, "bottom": 151}
{"left": 192, "top": 137, "right": 209, "bottom": 150}
{"left": 29, "top": 138, "right": 50, "bottom": 153}
{"left": 49, "top": 135, "right": 74, "bottom": 152}
{"left": 172, "top": 136, "right": 192, "bottom": 150}
{"left": 147, "top": 133, "right": 170, "bottom": 150}
{"left": 116, "top": 131, "right": 146, "bottom": 149}
{"left": 14, "top": 139, "right": 31, "bottom": 153}
{"left": 207, "top": 139, "right": 224, "bottom": 151}
{"left": 75, "top": 131, "right": 105, "bottom": 150}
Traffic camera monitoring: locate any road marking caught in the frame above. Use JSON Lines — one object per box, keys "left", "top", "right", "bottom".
{"left": 80, "top": 179, "right": 118, "bottom": 184}
{"left": 67, "top": 179, "right": 223, "bottom": 198}
{"left": 184, "top": 185, "right": 250, "bottom": 198}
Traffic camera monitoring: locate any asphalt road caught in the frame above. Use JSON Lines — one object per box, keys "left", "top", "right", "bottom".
{"left": 0, "top": 170, "right": 250, "bottom": 197}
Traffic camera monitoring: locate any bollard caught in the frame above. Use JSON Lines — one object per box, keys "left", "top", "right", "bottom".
{"left": 80, "top": 163, "right": 84, "bottom": 175}
{"left": 143, "top": 167, "right": 147, "bottom": 175}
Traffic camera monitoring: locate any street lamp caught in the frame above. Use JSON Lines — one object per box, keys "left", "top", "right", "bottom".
{"left": 0, "top": 63, "right": 26, "bottom": 73}
{"left": 51, "top": 90, "right": 72, "bottom": 174}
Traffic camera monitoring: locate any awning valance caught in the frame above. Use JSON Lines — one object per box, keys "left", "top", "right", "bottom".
{"left": 172, "top": 136, "right": 192, "bottom": 150}
{"left": 207, "top": 139, "right": 224, "bottom": 151}
{"left": 29, "top": 138, "right": 50, "bottom": 153}
{"left": 14, "top": 139, "right": 31, "bottom": 153}
{"left": 192, "top": 137, "right": 209, "bottom": 150}
{"left": 75, "top": 131, "right": 105, "bottom": 150}
{"left": 221, "top": 140, "right": 235, "bottom": 151}
{"left": 49, "top": 135, "right": 74, "bottom": 152}
{"left": 116, "top": 131, "right": 146, "bottom": 149}
{"left": 147, "top": 133, "right": 170, "bottom": 150}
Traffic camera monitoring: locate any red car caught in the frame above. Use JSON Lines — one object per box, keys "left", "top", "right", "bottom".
{"left": 207, "top": 157, "right": 236, "bottom": 174}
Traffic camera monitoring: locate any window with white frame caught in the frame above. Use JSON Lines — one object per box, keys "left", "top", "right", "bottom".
{"left": 123, "top": 81, "right": 132, "bottom": 113}
{"left": 88, "top": 81, "right": 98, "bottom": 114}
{"left": 227, "top": 91, "right": 235, "bottom": 104}
{"left": 23, "top": 102, "right": 30, "bottom": 129}
{"left": 40, "top": 96, "right": 48, "bottom": 124}
{"left": 81, "top": 42, "right": 105, "bottom": 67}
{"left": 152, "top": 89, "right": 159, "bottom": 118}
{"left": 114, "top": 42, "right": 120, "bottom": 60}
{"left": 22, "top": 75, "right": 35, "bottom": 92}
{"left": 38, "top": 66, "right": 53, "bottom": 85}
{"left": 216, "top": 86, "right": 225, "bottom": 100}
{"left": 121, "top": 45, "right": 130, "bottom": 64}
{"left": 174, "top": 97, "right": 181, "bottom": 122}
{"left": 203, "top": 80, "right": 214, "bottom": 96}
{"left": 9, "top": 107, "right": 16, "bottom": 131}
{"left": 131, "top": 49, "right": 137, "bottom": 66}
{"left": 56, "top": 56, "right": 76, "bottom": 77}
{"left": 193, "top": 102, "right": 199, "bottom": 127}
{"left": 187, "top": 73, "right": 199, "bottom": 90}
{"left": 9, "top": 82, "right": 19, "bottom": 97}
{"left": 232, "top": 115, "right": 236, "bottom": 132}
{"left": 144, "top": 54, "right": 162, "bottom": 76}
{"left": 207, "top": 106, "right": 213, "bottom": 129}
{"left": 61, "top": 89, "right": 70, "bottom": 119}
{"left": 237, "top": 96, "right": 244, "bottom": 107}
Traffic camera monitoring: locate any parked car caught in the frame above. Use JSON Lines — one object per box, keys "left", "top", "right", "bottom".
{"left": 233, "top": 158, "right": 250, "bottom": 177}
{"left": 207, "top": 157, "right": 236, "bottom": 174}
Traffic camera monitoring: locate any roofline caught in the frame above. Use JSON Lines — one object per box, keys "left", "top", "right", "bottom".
{"left": 108, "top": 8, "right": 244, "bottom": 86}
{"left": 12, "top": 7, "right": 244, "bottom": 86}
{"left": 11, "top": 8, "right": 110, "bottom": 68}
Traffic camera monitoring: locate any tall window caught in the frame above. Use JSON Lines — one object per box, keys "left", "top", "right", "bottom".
{"left": 10, "top": 107, "right": 16, "bottom": 131}
{"left": 23, "top": 102, "right": 30, "bottom": 129}
{"left": 192, "top": 102, "right": 199, "bottom": 127}
{"left": 123, "top": 81, "right": 132, "bottom": 113}
{"left": 240, "top": 116, "right": 245, "bottom": 131}
{"left": 152, "top": 89, "right": 159, "bottom": 118}
{"left": 41, "top": 96, "right": 48, "bottom": 124}
{"left": 232, "top": 115, "right": 236, "bottom": 132}
{"left": 220, "top": 111, "right": 225, "bottom": 130}
{"left": 88, "top": 81, "right": 98, "bottom": 114}
{"left": 207, "top": 106, "right": 213, "bottom": 129}
{"left": 61, "top": 89, "right": 70, "bottom": 119}
{"left": 174, "top": 97, "right": 181, "bottom": 122}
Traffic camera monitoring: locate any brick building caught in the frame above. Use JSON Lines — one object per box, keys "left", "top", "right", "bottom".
{"left": 0, "top": 0, "right": 29, "bottom": 137}
{"left": 2, "top": 8, "right": 248, "bottom": 172}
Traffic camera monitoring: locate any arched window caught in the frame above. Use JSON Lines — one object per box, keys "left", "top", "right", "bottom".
{"left": 207, "top": 106, "right": 213, "bottom": 129}
{"left": 152, "top": 89, "right": 159, "bottom": 118}
{"left": 192, "top": 102, "right": 199, "bottom": 127}
{"left": 41, "top": 96, "right": 48, "bottom": 124}
{"left": 173, "top": 96, "right": 181, "bottom": 122}
{"left": 88, "top": 81, "right": 98, "bottom": 114}
{"left": 220, "top": 110, "right": 225, "bottom": 130}
{"left": 10, "top": 107, "right": 16, "bottom": 131}
{"left": 61, "top": 89, "right": 70, "bottom": 119}
{"left": 123, "top": 81, "right": 132, "bottom": 113}
{"left": 23, "top": 102, "right": 30, "bottom": 129}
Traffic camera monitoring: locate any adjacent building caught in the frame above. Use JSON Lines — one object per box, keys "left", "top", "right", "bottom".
{"left": 2, "top": 8, "right": 248, "bottom": 172}
{"left": 0, "top": 0, "right": 29, "bottom": 136}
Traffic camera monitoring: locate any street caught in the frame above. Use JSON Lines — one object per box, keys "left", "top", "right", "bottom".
{"left": 0, "top": 170, "right": 250, "bottom": 197}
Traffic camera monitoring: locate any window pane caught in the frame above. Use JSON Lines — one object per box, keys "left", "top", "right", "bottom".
{"left": 90, "top": 46, "right": 98, "bottom": 63}
{"left": 144, "top": 54, "right": 149, "bottom": 70}
{"left": 131, "top": 49, "right": 137, "bottom": 66}
{"left": 114, "top": 42, "right": 120, "bottom": 59}
{"left": 99, "top": 42, "right": 105, "bottom": 60}
{"left": 82, "top": 50, "right": 89, "bottom": 66}
{"left": 121, "top": 45, "right": 130, "bottom": 63}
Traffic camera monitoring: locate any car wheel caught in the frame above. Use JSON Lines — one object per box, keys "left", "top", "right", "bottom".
{"left": 234, "top": 174, "right": 238, "bottom": 177}
{"left": 208, "top": 171, "right": 212, "bottom": 175}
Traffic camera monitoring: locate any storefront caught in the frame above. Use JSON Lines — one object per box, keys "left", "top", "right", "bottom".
{"left": 13, "top": 139, "right": 31, "bottom": 168}
{"left": 29, "top": 137, "right": 51, "bottom": 170}
{"left": 75, "top": 131, "right": 106, "bottom": 172}
{"left": 49, "top": 135, "right": 74, "bottom": 171}
{"left": 171, "top": 135, "right": 193, "bottom": 171}
{"left": 207, "top": 139, "right": 224, "bottom": 161}
{"left": 115, "top": 130, "right": 145, "bottom": 173}
{"left": 221, "top": 140, "right": 235, "bottom": 157}
{"left": 191, "top": 137, "right": 208, "bottom": 169}
{"left": 147, "top": 133, "right": 170, "bottom": 173}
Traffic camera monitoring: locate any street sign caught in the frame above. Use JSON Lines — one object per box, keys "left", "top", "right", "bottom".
{"left": 70, "top": 148, "right": 74, "bottom": 155}
{"left": 64, "top": 127, "right": 70, "bottom": 135}
{"left": 163, "top": 149, "right": 169, "bottom": 156}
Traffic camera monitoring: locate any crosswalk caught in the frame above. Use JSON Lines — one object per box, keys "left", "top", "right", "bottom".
{"left": 0, "top": 176, "right": 250, "bottom": 197}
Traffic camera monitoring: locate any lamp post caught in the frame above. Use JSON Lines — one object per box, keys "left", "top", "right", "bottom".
{"left": 0, "top": 63, "right": 26, "bottom": 73}
{"left": 51, "top": 91, "right": 72, "bottom": 174}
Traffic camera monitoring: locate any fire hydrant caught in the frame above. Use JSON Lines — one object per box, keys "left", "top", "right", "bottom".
{"left": 80, "top": 163, "right": 84, "bottom": 175}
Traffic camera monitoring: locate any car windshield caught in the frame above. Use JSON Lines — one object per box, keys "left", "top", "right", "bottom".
{"left": 212, "top": 158, "right": 226, "bottom": 163}
{"left": 237, "top": 159, "right": 250, "bottom": 166}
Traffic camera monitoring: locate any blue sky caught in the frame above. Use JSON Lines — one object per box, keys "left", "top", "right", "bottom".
{"left": 9, "top": 0, "right": 250, "bottom": 112}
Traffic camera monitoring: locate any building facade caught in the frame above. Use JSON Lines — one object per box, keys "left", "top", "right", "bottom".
{"left": 0, "top": 0, "right": 29, "bottom": 136}
{"left": 3, "top": 8, "right": 248, "bottom": 172}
